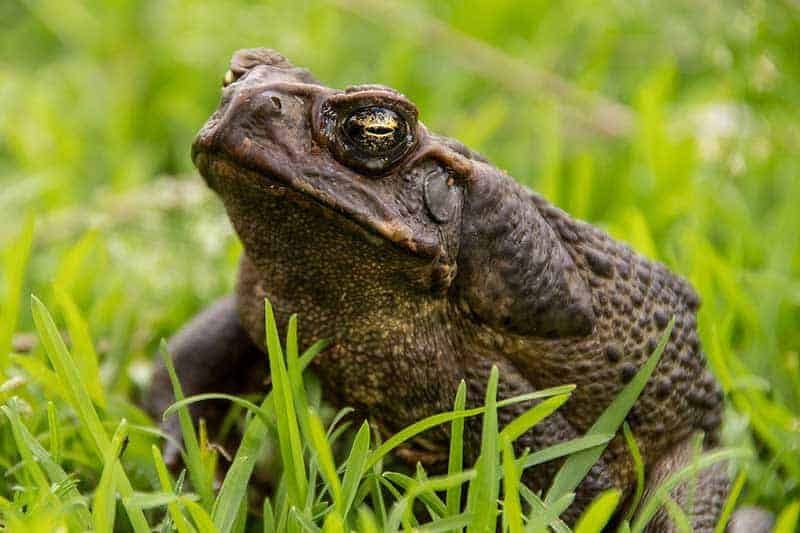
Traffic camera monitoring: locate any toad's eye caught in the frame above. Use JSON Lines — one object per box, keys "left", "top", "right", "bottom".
{"left": 323, "top": 95, "right": 417, "bottom": 174}
{"left": 342, "top": 107, "right": 408, "bottom": 156}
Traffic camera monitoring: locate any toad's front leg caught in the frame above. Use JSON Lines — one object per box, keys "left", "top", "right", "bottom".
{"left": 146, "top": 295, "right": 267, "bottom": 467}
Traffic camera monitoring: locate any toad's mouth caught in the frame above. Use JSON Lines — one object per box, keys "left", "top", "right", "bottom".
{"left": 192, "top": 150, "right": 442, "bottom": 261}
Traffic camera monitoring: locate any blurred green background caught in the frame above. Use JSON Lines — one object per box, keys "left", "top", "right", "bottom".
{"left": 1, "top": 0, "right": 798, "bottom": 517}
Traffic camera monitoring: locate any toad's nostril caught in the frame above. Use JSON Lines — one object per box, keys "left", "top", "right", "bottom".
{"left": 252, "top": 93, "right": 284, "bottom": 120}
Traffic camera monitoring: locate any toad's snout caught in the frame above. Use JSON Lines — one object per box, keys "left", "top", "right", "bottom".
{"left": 192, "top": 49, "right": 322, "bottom": 174}
{"left": 191, "top": 85, "right": 259, "bottom": 172}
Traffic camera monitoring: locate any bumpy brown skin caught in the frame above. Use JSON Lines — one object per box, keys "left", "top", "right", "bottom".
{"left": 148, "top": 49, "right": 763, "bottom": 531}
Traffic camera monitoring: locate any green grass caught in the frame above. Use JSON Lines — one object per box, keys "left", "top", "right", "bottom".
{"left": 1, "top": 0, "right": 799, "bottom": 530}
{"left": 0, "top": 294, "right": 764, "bottom": 530}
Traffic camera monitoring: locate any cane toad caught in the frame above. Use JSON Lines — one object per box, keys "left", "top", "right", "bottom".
{"left": 148, "top": 49, "right": 767, "bottom": 531}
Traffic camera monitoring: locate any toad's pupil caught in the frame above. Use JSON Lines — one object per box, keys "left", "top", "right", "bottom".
{"left": 343, "top": 107, "right": 407, "bottom": 155}
{"left": 366, "top": 125, "right": 394, "bottom": 136}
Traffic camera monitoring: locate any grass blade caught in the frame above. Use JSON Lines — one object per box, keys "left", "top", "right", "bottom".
{"left": 574, "top": 489, "right": 621, "bottom": 533}
{"left": 631, "top": 447, "right": 750, "bottom": 532}
{"left": 357, "top": 505, "right": 380, "bottom": 532}
{"left": 322, "top": 511, "right": 345, "bottom": 532}
{"left": 264, "top": 299, "right": 307, "bottom": 508}
{"left": 93, "top": 419, "right": 129, "bottom": 532}
{"left": 499, "top": 393, "right": 571, "bottom": 443}
{"left": 466, "top": 365, "right": 500, "bottom": 533}
{"left": 183, "top": 497, "right": 218, "bottom": 533}
{"left": 368, "top": 461, "right": 388, "bottom": 526}
{"left": 47, "top": 401, "right": 61, "bottom": 464}
{"left": 126, "top": 491, "right": 196, "bottom": 510}
{"left": 545, "top": 318, "right": 675, "bottom": 504}
{"left": 340, "top": 420, "right": 371, "bottom": 519}
{"left": 446, "top": 380, "right": 467, "bottom": 519}
{"left": 308, "top": 407, "right": 342, "bottom": 510}
{"left": 362, "top": 387, "right": 559, "bottom": 476}
{"left": 152, "top": 445, "right": 195, "bottom": 533}
{"left": 286, "top": 314, "right": 312, "bottom": 441}
{"left": 263, "top": 498, "right": 276, "bottom": 533}
{"left": 0, "top": 216, "right": 35, "bottom": 373}
{"left": 517, "top": 434, "right": 613, "bottom": 472}
{"left": 521, "top": 485, "right": 571, "bottom": 533}
{"left": 621, "top": 422, "right": 645, "bottom": 523}
{"left": 2, "top": 400, "right": 61, "bottom": 501}
{"left": 291, "top": 505, "right": 322, "bottom": 532}
{"left": 11, "top": 353, "right": 70, "bottom": 404}
{"left": 31, "top": 295, "right": 150, "bottom": 532}
{"left": 502, "top": 437, "right": 524, "bottom": 533}
{"left": 53, "top": 286, "right": 106, "bottom": 408}
{"left": 385, "top": 471, "right": 475, "bottom": 531}
{"left": 419, "top": 512, "right": 475, "bottom": 532}
{"left": 0, "top": 216, "right": 34, "bottom": 372}
{"left": 714, "top": 470, "right": 746, "bottom": 533}
{"left": 1, "top": 399, "right": 91, "bottom": 527}
{"left": 160, "top": 339, "right": 214, "bottom": 509}
{"left": 213, "top": 324, "right": 322, "bottom": 532}
{"left": 164, "top": 392, "right": 275, "bottom": 427}
{"left": 661, "top": 494, "right": 692, "bottom": 533}
{"left": 774, "top": 500, "right": 800, "bottom": 533}
{"left": 212, "top": 398, "right": 272, "bottom": 532}
{"left": 383, "top": 472, "right": 447, "bottom": 518}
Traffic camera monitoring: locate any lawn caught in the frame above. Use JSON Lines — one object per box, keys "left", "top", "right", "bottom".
{"left": 1, "top": 0, "right": 798, "bottom": 531}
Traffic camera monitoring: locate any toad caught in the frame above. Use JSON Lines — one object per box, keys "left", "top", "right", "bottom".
{"left": 148, "top": 49, "right": 768, "bottom": 532}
